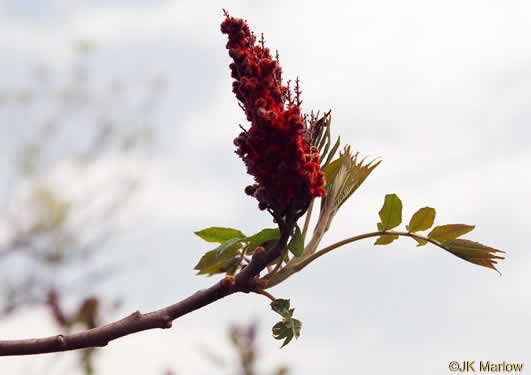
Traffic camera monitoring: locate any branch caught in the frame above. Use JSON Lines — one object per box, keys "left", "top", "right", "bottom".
{"left": 0, "top": 227, "right": 292, "bottom": 356}
{"left": 264, "top": 230, "right": 445, "bottom": 288}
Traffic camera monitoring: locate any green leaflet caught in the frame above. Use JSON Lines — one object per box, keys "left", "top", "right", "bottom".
{"left": 414, "top": 238, "right": 428, "bottom": 247}
{"left": 428, "top": 224, "right": 475, "bottom": 242}
{"left": 374, "top": 234, "right": 399, "bottom": 245}
{"left": 194, "top": 226, "right": 284, "bottom": 276}
{"left": 216, "top": 237, "right": 245, "bottom": 258}
{"left": 194, "top": 227, "right": 245, "bottom": 243}
{"left": 246, "top": 228, "right": 281, "bottom": 252}
{"left": 194, "top": 244, "right": 241, "bottom": 276}
{"left": 378, "top": 194, "right": 402, "bottom": 230}
{"left": 271, "top": 299, "right": 291, "bottom": 316}
{"left": 408, "top": 207, "right": 436, "bottom": 233}
{"left": 288, "top": 225, "right": 304, "bottom": 257}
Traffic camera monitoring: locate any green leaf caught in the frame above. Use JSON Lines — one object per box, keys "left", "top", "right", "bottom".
{"left": 271, "top": 299, "right": 291, "bottom": 317}
{"left": 374, "top": 234, "right": 399, "bottom": 245}
{"left": 246, "top": 228, "right": 281, "bottom": 252}
{"left": 216, "top": 237, "right": 244, "bottom": 258}
{"left": 290, "top": 318, "right": 302, "bottom": 340}
{"left": 194, "top": 227, "right": 245, "bottom": 243}
{"left": 378, "top": 194, "right": 402, "bottom": 230}
{"left": 272, "top": 322, "right": 293, "bottom": 347}
{"left": 194, "top": 245, "right": 241, "bottom": 276}
{"left": 288, "top": 225, "right": 304, "bottom": 257}
{"left": 322, "top": 156, "right": 345, "bottom": 189}
{"left": 408, "top": 207, "right": 436, "bottom": 233}
{"left": 272, "top": 318, "right": 302, "bottom": 348}
{"left": 414, "top": 238, "right": 428, "bottom": 247}
{"left": 428, "top": 224, "right": 475, "bottom": 242}
{"left": 441, "top": 239, "right": 505, "bottom": 272}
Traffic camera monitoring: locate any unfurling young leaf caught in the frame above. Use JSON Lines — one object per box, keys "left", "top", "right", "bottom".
{"left": 271, "top": 299, "right": 291, "bottom": 317}
{"left": 310, "top": 111, "right": 338, "bottom": 169}
{"left": 428, "top": 224, "right": 475, "bottom": 242}
{"left": 291, "top": 318, "right": 302, "bottom": 340}
{"left": 194, "top": 227, "right": 245, "bottom": 243}
{"left": 270, "top": 299, "right": 301, "bottom": 348}
{"left": 408, "top": 207, "right": 436, "bottom": 233}
{"left": 323, "top": 136, "right": 341, "bottom": 168}
{"left": 374, "top": 234, "right": 399, "bottom": 245}
{"left": 272, "top": 318, "right": 301, "bottom": 348}
{"left": 331, "top": 149, "right": 381, "bottom": 211}
{"left": 378, "top": 194, "right": 402, "bottom": 230}
{"left": 288, "top": 225, "right": 304, "bottom": 257}
{"left": 272, "top": 322, "right": 294, "bottom": 348}
{"left": 441, "top": 239, "right": 505, "bottom": 273}
{"left": 322, "top": 156, "right": 345, "bottom": 189}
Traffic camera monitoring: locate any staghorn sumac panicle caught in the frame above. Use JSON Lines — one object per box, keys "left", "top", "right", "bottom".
{"left": 221, "top": 15, "right": 325, "bottom": 217}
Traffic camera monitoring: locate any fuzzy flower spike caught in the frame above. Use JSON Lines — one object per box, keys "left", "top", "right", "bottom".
{"left": 221, "top": 12, "right": 326, "bottom": 219}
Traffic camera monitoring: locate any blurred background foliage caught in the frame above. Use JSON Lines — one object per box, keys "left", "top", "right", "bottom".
{"left": 201, "top": 321, "right": 289, "bottom": 375}
{"left": 0, "top": 40, "right": 165, "bottom": 372}
{"left": 0, "top": 40, "right": 165, "bottom": 315}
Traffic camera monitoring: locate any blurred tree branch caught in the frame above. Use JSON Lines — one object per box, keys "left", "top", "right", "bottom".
{"left": 200, "top": 321, "right": 289, "bottom": 375}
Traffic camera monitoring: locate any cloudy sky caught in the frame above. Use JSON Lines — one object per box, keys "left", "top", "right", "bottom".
{"left": 1, "top": 0, "right": 530, "bottom": 374}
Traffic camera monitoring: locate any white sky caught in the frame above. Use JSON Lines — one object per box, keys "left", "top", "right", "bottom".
{"left": 1, "top": 0, "right": 530, "bottom": 374}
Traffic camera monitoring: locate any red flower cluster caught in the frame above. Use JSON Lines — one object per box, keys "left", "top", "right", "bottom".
{"left": 221, "top": 15, "right": 326, "bottom": 217}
